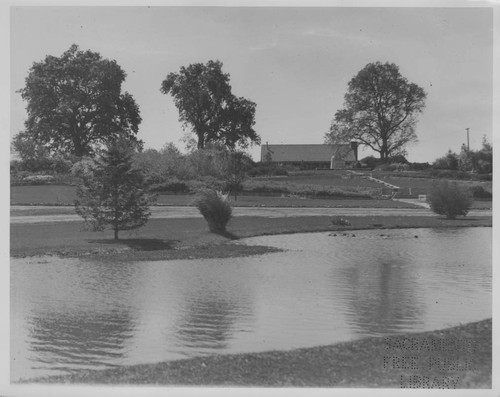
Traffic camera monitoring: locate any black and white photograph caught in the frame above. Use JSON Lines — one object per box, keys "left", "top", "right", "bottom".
{"left": 4, "top": 1, "right": 497, "bottom": 394}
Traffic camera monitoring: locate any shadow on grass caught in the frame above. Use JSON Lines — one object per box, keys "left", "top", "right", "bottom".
{"left": 440, "top": 217, "right": 480, "bottom": 221}
{"left": 87, "top": 238, "right": 180, "bottom": 251}
{"left": 212, "top": 230, "right": 239, "bottom": 240}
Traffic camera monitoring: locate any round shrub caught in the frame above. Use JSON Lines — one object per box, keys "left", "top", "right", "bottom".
{"left": 427, "top": 181, "right": 473, "bottom": 219}
{"left": 193, "top": 189, "right": 232, "bottom": 234}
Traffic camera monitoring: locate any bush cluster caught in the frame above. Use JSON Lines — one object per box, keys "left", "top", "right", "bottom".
{"left": 243, "top": 180, "right": 375, "bottom": 198}
{"left": 11, "top": 156, "right": 74, "bottom": 174}
{"left": 376, "top": 162, "right": 410, "bottom": 172}
{"left": 149, "top": 177, "right": 227, "bottom": 195}
{"left": 428, "top": 169, "right": 481, "bottom": 180}
{"left": 470, "top": 185, "right": 492, "bottom": 199}
{"left": 433, "top": 150, "right": 459, "bottom": 171}
{"left": 192, "top": 189, "right": 232, "bottom": 234}
{"left": 359, "top": 156, "right": 381, "bottom": 170}
{"left": 134, "top": 144, "right": 254, "bottom": 183}
{"left": 331, "top": 217, "right": 351, "bottom": 226}
{"left": 432, "top": 138, "right": 492, "bottom": 174}
{"left": 10, "top": 171, "right": 79, "bottom": 186}
{"left": 357, "top": 154, "right": 432, "bottom": 172}
{"left": 477, "top": 174, "right": 492, "bottom": 181}
{"left": 247, "top": 164, "right": 289, "bottom": 177}
{"left": 408, "top": 162, "right": 431, "bottom": 171}
{"left": 374, "top": 168, "right": 490, "bottom": 182}
{"left": 150, "top": 179, "right": 190, "bottom": 194}
{"left": 20, "top": 175, "right": 55, "bottom": 185}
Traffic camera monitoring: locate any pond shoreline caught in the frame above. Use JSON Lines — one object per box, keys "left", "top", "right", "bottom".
{"left": 11, "top": 213, "right": 492, "bottom": 260}
{"left": 22, "top": 318, "right": 491, "bottom": 387}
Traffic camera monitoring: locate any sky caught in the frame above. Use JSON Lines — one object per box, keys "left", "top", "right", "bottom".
{"left": 10, "top": 5, "right": 494, "bottom": 163}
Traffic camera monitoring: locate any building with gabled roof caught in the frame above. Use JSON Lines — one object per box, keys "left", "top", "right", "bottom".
{"left": 261, "top": 143, "right": 358, "bottom": 169}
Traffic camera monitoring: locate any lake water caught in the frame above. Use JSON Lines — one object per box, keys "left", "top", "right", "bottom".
{"left": 11, "top": 227, "right": 491, "bottom": 381}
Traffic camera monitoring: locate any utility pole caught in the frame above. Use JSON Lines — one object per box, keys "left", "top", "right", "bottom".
{"left": 464, "top": 127, "right": 474, "bottom": 173}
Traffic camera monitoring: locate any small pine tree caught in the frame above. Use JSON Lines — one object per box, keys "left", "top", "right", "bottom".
{"left": 427, "top": 181, "right": 473, "bottom": 220}
{"left": 75, "top": 139, "right": 156, "bottom": 239}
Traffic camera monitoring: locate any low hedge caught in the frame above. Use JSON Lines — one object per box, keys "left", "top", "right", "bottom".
{"left": 247, "top": 165, "right": 289, "bottom": 177}
{"left": 10, "top": 172, "right": 80, "bottom": 186}
{"left": 150, "top": 178, "right": 226, "bottom": 195}
{"left": 470, "top": 185, "right": 492, "bottom": 199}
{"left": 243, "top": 180, "right": 375, "bottom": 199}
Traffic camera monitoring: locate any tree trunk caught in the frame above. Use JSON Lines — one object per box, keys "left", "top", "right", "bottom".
{"left": 197, "top": 133, "right": 205, "bottom": 149}
{"left": 380, "top": 142, "right": 388, "bottom": 163}
{"left": 71, "top": 122, "right": 88, "bottom": 157}
{"left": 114, "top": 228, "right": 119, "bottom": 240}
{"left": 73, "top": 136, "right": 87, "bottom": 157}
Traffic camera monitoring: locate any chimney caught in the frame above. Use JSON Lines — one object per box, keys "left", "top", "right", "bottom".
{"left": 350, "top": 141, "right": 359, "bottom": 161}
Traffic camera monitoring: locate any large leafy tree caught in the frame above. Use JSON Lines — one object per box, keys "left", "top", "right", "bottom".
{"left": 325, "top": 62, "right": 426, "bottom": 161}
{"left": 74, "top": 139, "right": 155, "bottom": 240}
{"left": 160, "top": 60, "right": 260, "bottom": 150}
{"left": 18, "top": 44, "right": 142, "bottom": 157}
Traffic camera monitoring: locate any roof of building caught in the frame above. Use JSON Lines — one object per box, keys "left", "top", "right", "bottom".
{"left": 261, "top": 144, "right": 356, "bottom": 162}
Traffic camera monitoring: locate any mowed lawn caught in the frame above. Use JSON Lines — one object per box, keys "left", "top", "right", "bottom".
{"left": 11, "top": 185, "right": 78, "bottom": 205}
{"left": 10, "top": 185, "right": 422, "bottom": 209}
{"left": 367, "top": 171, "right": 493, "bottom": 195}
{"left": 249, "top": 170, "right": 382, "bottom": 188}
{"left": 11, "top": 184, "right": 491, "bottom": 209}
{"left": 243, "top": 170, "right": 493, "bottom": 200}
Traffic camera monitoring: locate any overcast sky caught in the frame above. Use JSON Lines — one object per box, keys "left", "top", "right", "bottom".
{"left": 10, "top": 6, "right": 494, "bottom": 162}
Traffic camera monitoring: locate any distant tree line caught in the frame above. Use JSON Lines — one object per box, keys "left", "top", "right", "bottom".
{"left": 432, "top": 137, "right": 492, "bottom": 174}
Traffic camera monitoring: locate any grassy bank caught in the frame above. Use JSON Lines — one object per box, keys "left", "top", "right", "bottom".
{"left": 10, "top": 214, "right": 492, "bottom": 260}
{"left": 11, "top": 185, "right": 492, "bottom": 210}
{"left": 11, "top": 185, "right": 421, "bottom": 208}
{"left": 26, "top": 318, "right": 491, "bottom": 387}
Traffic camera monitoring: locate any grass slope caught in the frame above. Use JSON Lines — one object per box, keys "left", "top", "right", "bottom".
{"left": 11, "top": 185, "right": 491, "bottom": 208}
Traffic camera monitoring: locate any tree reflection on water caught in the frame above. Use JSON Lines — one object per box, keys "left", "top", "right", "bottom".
{"left": 172, "top": 262, "right": 255, "bottom": 354}
{"left": 26, "top": 309, "right": 134, "bottom": 374}
{"left": 333, "top": 255, "right": 424, "bottom": 337}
